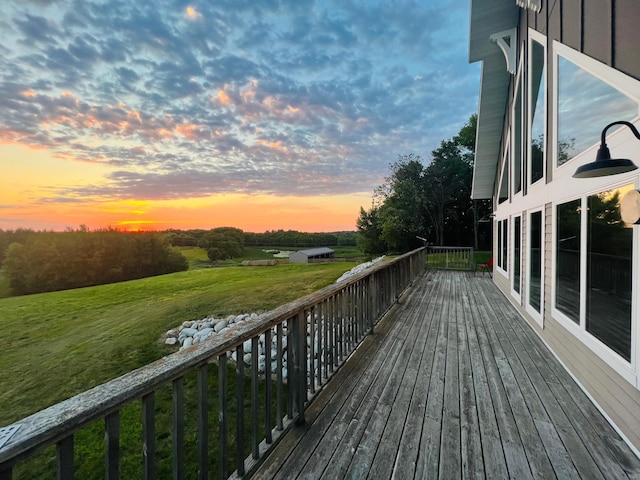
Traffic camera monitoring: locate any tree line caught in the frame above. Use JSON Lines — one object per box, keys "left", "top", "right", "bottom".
{"left": 165, "top": 229, "right": 356, "bottom": 250}
{"left": 357, "top": 115, "right": 492, "bottom": 255}
{"left": 1, "top": 229, "right": 188, "bottom": 296}
{"left": 165, "top": 228, "right": 357, "bottom": 262}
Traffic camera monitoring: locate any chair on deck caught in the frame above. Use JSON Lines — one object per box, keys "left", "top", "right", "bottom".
{"left": 477, "top": 256, "right": 493, "bottom": 276}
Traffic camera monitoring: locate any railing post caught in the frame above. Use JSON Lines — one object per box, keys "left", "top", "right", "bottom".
{"left": 172, "top": 378, "right": 185, "bottom": 480}
{"left": 235, "top": 344, "right": 245, "bottom": 476}
{"left": 142, "top": 393, "right": 155, "bottom": 480}
{"left": 197, "top": 364, "right": 208, "bottom": 480}
{"left": 218, "top": 353, "right": 228, "bottom": 480}
{"left": 290, "top": 312, "right": 307, "bottom": 425}
{"left": 57, "top": 435, "right": 74, "bottom": 480}
{"left": 105, "top": 411, "right": 120, "bottom": 480}
{"left": 0, "top": 464, "right": 12, "bottom": 480}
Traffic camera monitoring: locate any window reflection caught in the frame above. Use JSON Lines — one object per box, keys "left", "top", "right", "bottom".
{"left": 530, "top": 41, "right": 544, "bottom": 183}
{"left": 529, "top": 211, "right": 542, "bottom": 313}
{"left": 555, "top": 199, "right": 581, "bottom": 322}
{"left": 586, "top": 186, "right": 633, "bottom": 361}
{"left": 557, "top": 56, "right": 638, "bottom": 166}
{"left": 499, "top": 153, "right": 509, "bottom": 204}
{"left": 514, "top": 81, "right": 522, "bottom": 194}
{"left": 513, "top": 216, "right": 521, "bottom": 294}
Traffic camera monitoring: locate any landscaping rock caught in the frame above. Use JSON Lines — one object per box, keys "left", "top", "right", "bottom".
{"left": 214, "top": 320, "right": 228, "bottom": 332}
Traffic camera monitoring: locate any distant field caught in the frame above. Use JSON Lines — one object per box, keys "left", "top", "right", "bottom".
{"left": 178, "top": 245, "right": 364, "bottom": 269}
{"left": 0, "top": 261, "right": 357, "bottom": 426}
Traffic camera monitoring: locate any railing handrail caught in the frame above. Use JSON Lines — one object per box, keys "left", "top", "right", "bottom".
{"left": 0, "top": 247, "right": 425, "bottom": 474}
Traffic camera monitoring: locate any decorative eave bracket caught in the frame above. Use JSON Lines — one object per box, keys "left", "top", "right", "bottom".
{"left": 516, "top": 0, "right": 542, "bottom": 12}
{"left": 490, "top": 28, "right": 518, "bottom": 75}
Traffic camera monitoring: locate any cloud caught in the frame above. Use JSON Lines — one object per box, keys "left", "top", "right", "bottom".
{"left": 0, "top": 0, "right": 479, "bottom": 205}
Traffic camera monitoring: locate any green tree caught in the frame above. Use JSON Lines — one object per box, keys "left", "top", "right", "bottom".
{"left": 356, "top": 114, "right": 487, "bottom": 252}
{"left": 356, "top": 205, "right": 388, "bottom": 255}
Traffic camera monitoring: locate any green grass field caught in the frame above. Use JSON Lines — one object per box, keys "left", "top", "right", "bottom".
{"left": 0, "top": 261, "right": 356, "bottom": 426}
{"left": 177, "top": 245, "right": 364, "bottom": 269}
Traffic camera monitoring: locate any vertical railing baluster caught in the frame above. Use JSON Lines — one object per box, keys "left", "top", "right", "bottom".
{"left": 264, "top": 329, "right": 272, "bottom": 443}
{"left": 286, "top": 320, "right": 294, "bottom": 420}
{"left": 197, "top": 364, "right": 208, "bottom": 480}
{"left": 358, "top": 281, "right": 364, "bottom": 339}
{"left": 57, "top": 434, "right": 74, "bottom": 480}
{"left": 309, "top": 307, "right": 315, "bottom": 393}
{"left": 338, "top": 290, "right": 344, "bottom": 362}
{"left": 236, "top": 344, "right": 245, "bottom": 476}
{"left": 0, "top": 465, "right": 11, "bottom": 480}
{"left": 368, "top": 275, "right": 375, "bottom": 332}
{"left": 218, "top": 353, "right": 228, "bottom": 480}
{"left": 328, "top": 296, "right": 335, "bottom": 372}
{"left": 291, "top": 312, "right": 306, "bottom": 425}
{"left": 324, "top": 298, "right": 330, "bottom": 377}
{"left": 142, "top": 393, "right": 155, "bottom": 480}
{"left": 318, "top": 300, "right": 325, "bottom": 385}
{"left": 105, "top": 411, "right": 120, "bottom": 480}
{"left": 350, "top": 283, "right": 355, "bottom": 345}
{"left": 173, "top": 377, "right": 185, "bottom": 480}
{"left": 251, "top": 336, "right": 259, "bottom": 460}
{"left": 276, "top": 323, "right": 284, "bottom": 430}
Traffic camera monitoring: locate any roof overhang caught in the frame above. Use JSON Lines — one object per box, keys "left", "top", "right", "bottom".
{"left": 469, "top": 0, "right": 520, "bottom": 199}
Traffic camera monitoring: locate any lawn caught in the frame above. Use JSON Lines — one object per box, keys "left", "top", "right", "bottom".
{"left": 0, "top": 261, "right": 356, "bottom": 426}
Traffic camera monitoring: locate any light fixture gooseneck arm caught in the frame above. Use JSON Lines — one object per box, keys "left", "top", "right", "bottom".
{"left": 600, "top": 121, "right": 640, "bottom": 147}
{"left": 573, "top": 120, "right": 640, "bottom": 178}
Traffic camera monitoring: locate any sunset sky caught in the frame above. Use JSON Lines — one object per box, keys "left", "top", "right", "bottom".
{"left": 0, "top": 0, "right": 479, "bottom": 233}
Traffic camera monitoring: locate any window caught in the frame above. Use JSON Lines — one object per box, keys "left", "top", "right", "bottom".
{"left": 528, "top": 210, "right": 543, "bottom": 317}
{"left": 513, "top": 75, "right": 523, "bottom": 194}
{"left": 529, "top": 38, "right": 545, "bottom": 184}
{"left": 513, "top": 216, "right": 521, "bottom": 296}
{"left": 497, "top": 218, "right": 508, "bottom": 273}
{"left": 555, "top": 199, "right": 581, "bottom": 323}
{"left": 499, "top": 148, "right": 509, "bottom": 204}
{"left": 553, "top": 185, "right": 634, "bottom": 366}
{"left": 556, "top": 55, "right": 638, "bottom": 167}
{"left": 586, "top": 188, "right": 633, "bottom": 361}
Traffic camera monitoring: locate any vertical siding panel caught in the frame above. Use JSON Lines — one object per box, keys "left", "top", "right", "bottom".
{"left": 583, "top": 0, "right": 612, "bottom": 65}
{"left": 562, "top": 0, "right": 582, "bottom": 51}
{"left": 544, "top": 203, "right": 552, "bottom": 323}
{"left": 522, "top": 213, "right": 528, "bottom": 308}
{"left": 534, "top": 0, "right": 547, "bottom": 35}
{"left": 547, "top": 0, "right": 561, "bottom": 41}
{"left": 614, "top": 0, "right": 640, "bottom": 80}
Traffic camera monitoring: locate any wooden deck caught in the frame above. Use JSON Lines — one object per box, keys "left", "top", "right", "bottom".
{"left": 255, "top": 270, "right": 640, "bottom": 479}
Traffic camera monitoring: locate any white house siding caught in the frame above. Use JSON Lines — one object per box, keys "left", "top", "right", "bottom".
{"left": 472, "top": 0, "right": 640, "bottom": 454}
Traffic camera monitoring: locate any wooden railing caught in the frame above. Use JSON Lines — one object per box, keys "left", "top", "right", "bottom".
{"left": 425, "top": 246, "right": 474, "bottom": 271}
{"left": 0, "top": 248, "right": 425, "bottom": 480}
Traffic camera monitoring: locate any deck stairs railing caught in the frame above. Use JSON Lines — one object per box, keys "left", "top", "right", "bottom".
{"left": 0, "top": 248, "right": 425, "bottom": 480}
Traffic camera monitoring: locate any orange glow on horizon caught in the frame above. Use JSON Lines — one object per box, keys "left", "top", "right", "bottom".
{"left": 0, "top": 192, "right": 367, "bottom": 233}
{"left": 1, "top": 143, "right": 370, "bottom": 233}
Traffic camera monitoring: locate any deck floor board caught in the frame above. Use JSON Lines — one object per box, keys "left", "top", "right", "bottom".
{"left": 256, "top": 270, "right": 640, "bottom": 479}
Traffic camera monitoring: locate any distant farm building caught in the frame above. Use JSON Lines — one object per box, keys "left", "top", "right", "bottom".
{"left": 288, "top": 247, "right": 335, "bottom": 264}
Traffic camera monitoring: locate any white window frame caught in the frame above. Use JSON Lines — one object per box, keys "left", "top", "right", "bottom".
{"left": 551, "top": 182, "right": 639, "bottom": 387}
{"left": 496, "top": 217, "right": 509, "bottom": 278}
{"left": 551, "top": 40, "right": 640, "bottom": 180}
{"left": 498, "top": 140, "right": 511, "bottom": 205}
{"left": 512, "top": 54, "right": 525, "bottom": 198}
{"left": 546, "top": 39, "right": 640, "bottom": 387}
{"left": 526, "top": 207, "right": 544, "bottom": 326}
{"left": 510, "top": 214, "right": 522, "bottom": 303}
{"left": 528, "top": 29, "right": 546, "bottom": 189}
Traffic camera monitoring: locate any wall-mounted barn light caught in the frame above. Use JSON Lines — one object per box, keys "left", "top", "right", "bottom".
{"left": 573, "top": 121, "right": 640, "bottom": 178}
